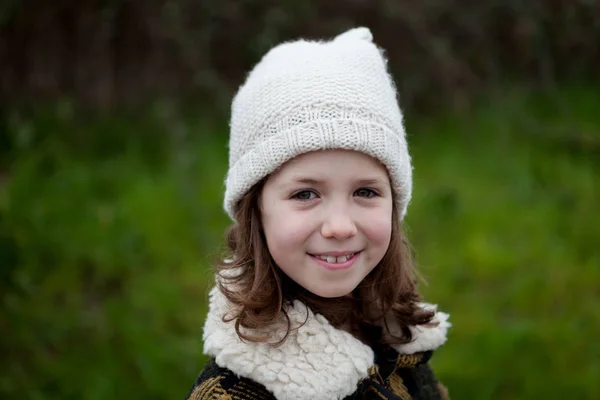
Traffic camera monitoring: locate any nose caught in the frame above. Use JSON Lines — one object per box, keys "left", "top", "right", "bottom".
{"left": 320, "top": 208, "right": 357, "bottom": 239}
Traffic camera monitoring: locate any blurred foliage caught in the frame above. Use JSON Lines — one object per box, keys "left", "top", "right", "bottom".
{"left": 1, "top": 0, "right": 599, "bottom": 111}
{"left": 0, "top": 103, "right": 229, "bottom": 398}
{"left": 1, "top": 85, "right": 599, "bottom": 399}
{"left": 1, "top": 1, "right": 600, "bottom": 399}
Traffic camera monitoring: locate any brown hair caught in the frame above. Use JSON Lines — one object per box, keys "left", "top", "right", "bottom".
{"left": 216, "top": 178, "right": 435, "bottom": 347}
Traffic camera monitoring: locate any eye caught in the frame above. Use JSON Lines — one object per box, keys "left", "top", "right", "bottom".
{"left": 292, "top": 190, "right": 318, "bottom": 201}
{"left": 354, "top": 188, "right": 378, "bottom": 198}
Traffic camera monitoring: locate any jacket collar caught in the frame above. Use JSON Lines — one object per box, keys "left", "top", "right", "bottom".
{"left": 203, "top": 283, "right": 450, "bottom": 400}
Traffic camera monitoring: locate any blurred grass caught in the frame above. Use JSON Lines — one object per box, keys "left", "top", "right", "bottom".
{"left": 1, "top": 85, "right": 599, "bottom": 399}
{"left": 406, "top": 85, "right": 600, "bottom": 398}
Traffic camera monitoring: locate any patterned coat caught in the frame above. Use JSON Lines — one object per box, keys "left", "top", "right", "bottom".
{"left": 186, "top": 284, "right": 451, "bottom": 400}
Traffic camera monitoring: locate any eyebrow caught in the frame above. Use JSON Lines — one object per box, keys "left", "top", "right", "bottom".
{"left": 291, "top": 178, "right": 323, "bottom": 185}
{"left": 355, "top": 178, "right": 386, "bottom": 186}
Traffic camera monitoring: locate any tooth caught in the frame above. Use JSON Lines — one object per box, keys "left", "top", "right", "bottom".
{"left": 327, "top": 256, "right": 336, "bottom": 263}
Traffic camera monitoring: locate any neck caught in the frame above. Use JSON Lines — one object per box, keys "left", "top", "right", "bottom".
{"left": 280, "top": 276, "right": 418, "bottom": 347}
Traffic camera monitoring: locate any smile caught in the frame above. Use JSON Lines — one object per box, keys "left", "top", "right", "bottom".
{"left": 308, "top": 251, "right": 361, "bottom": 270}
{"left": 314, "top": 253, "right": 356, "bottom": 263}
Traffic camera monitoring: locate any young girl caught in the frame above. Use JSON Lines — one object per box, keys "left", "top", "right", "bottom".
{"left": 186, "top": 27, "right": 450, "bottom": 400}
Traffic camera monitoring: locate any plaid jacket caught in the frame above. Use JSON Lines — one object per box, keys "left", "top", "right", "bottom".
{"left": 187, "top": 350, "right": 448, "bottom": 400}
{"left": 186, "top": 284, "right": 451, "bottom": 400}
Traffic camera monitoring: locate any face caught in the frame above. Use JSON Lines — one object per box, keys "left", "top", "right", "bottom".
{"left": 259, "top": 150, "right": 393, "bottom": 298}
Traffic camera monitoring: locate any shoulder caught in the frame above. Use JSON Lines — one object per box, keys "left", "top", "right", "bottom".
{"left": 393, "top": 352, "right": 449, "bottom": 400}
{"left": 186, "top": 359, "right": 276, "bottom": 400}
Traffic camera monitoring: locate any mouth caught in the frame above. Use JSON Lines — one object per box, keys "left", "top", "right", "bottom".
{"left": 308, "top": 251, "right": 361, "bottom": 270}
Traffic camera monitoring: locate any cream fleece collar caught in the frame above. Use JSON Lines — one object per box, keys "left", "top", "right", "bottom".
{"left": 203, "top": 285, "right": 450, "bottom": 400}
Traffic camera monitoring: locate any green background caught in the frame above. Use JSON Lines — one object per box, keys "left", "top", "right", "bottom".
{"left": 1, "top": 2, "right": 599, "bottom": 399}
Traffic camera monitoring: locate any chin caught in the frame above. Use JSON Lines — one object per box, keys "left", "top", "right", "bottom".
{"left": 310, "top": 284, "right": 356, "bottom": 299}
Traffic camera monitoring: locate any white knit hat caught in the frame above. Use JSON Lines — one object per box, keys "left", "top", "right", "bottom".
{"left": 224, "top": 27, "right": 412, "bottom": 221}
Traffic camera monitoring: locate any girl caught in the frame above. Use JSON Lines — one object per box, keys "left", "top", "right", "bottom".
{"left": 186, "top": 27, "right": 450, "bottom": 400}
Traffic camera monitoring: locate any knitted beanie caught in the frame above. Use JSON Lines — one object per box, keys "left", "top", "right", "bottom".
{"left": 224, "top": 27, "right": 412, "bottom": 221}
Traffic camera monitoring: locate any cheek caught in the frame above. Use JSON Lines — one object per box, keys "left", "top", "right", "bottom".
{"left": 361, "top": 208, "right": 393, "bottom": 248}
{"left": 262, "top": 208, "right": 315, "bottom": 254}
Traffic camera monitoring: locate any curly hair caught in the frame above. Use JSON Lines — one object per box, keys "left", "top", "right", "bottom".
{"left": 215, "top": 177, "right": 435, "bottom": 347}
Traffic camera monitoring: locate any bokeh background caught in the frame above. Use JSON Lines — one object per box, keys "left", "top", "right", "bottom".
{"left": 1, "top": 1, "right": 599, "bottom": 399}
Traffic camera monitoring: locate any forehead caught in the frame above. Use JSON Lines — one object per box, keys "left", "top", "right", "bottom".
{"left": 271, "top": 149, "right": 389, "bottom": 180}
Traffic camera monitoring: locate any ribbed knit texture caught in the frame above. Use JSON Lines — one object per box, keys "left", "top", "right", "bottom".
{"left": 224, "top": 27, "right": 412, "bottom": 221}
